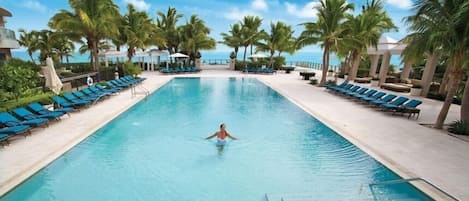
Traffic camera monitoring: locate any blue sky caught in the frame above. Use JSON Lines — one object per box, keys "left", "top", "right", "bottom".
{"left": 1, "top": 0, "right": 414, "bottom": 52}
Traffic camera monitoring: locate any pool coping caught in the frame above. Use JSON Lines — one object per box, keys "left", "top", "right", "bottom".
{"left": 257, "top": 77, "right": 454, "bottom": 201}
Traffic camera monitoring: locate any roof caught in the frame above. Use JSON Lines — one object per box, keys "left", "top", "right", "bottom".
{"left": 0, "top": 8, "right": 12, "bottom": 17}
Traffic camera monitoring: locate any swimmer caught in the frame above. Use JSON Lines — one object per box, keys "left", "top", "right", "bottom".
{"left": 206, "top": 123, "right": 238, "bottom": 146}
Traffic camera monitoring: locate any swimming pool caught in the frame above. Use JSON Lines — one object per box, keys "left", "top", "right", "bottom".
{"left": 1, "top": 78, "right": 431, "bottom": 201}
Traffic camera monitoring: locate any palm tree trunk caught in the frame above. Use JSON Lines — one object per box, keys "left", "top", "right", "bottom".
{"left": 269, "top": 50, "right": 274, "bottom": 68}
{"left": 242, "top": 45, "right": 248, "bottom": 66}
{"left": 461, "top": 79, "right": 469, "bottom": 122}
{"left": 318, "top": 43, "right": 330, "bottom": 87}
{"left": 92, "top": 40, "right": 100, "bottom": 81}
{"left": 28, "top": 51, "right": 34, "bottom": 63}
{"left": 234, "top": 47, "right": 239, "bottom": 57}
{"left": 439, "top": 64, "right": 452, "bottom": 94}
{"left": 347, "top": 51, "right": 361, "bottom": 81}
{"left": 250, "top": 45, "right": 253, "bottom": 55}
{"left": 435, "top": 57, "right": 464, "bottom": 129}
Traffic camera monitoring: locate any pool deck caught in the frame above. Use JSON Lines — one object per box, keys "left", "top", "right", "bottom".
{"left": 1, "top": 69, "right": 468, "bottom": 200}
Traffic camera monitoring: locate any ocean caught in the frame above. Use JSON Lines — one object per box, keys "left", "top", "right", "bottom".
{"left": 11, "top": 50, "right": 402, "bottom": 67}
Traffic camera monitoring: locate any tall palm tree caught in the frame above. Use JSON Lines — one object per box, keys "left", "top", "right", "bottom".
{"left": 49, "top": 0, "right": 120, "bottom": 71}
{"left": 179, "top": 15, "right": 216, "bottom": 64}
{"left": 257, "top": 21, "right": 295, "bottom": 67}
{"left": 34, "top": 30, "right": 56, "bottom": 63}
{"left": 17, "top": 29, "right": 39, "bottom": 62}
{"left": 156, "top": 7, "right": 183, "bottom": 56}
{"left": 405, "top": 0, "right": 469, "bottom": 128}
{"left": 122, "top": 4, "right": 164, "bottom": 60}
{"left": 342, "top": 0, "right": 396, "bottom": 81}
{"left": 220, "top": 23, "right": 242, "bottom": 57}
{"left": 239, "top": 16, "right": 263, "bottom": 65}
{"left": 299, "top": 0, "right": 354, "bottom": 86}
{"left": 51, "top": 33, "right": 75, "bottom": 64}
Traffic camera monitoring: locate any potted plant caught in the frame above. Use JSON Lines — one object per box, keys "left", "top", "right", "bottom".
{"left": 229, "top": 51, "right": 236, "bottom": 70}
{"left": 310, "top": 79, "right": 318, "bottom": 85}
{"left": 327, "top": 69, "right": 334, "bottom": 76}
{"left": 410, "top": 83, "right": 422, "bottom": 96}
{"left": 371, "top": 76, "right": 379, "bottom": 87}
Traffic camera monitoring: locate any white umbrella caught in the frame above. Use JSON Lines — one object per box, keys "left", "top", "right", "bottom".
{"left": 169, "top": 53, "right": 189, "bottom": 58}
{"left": 44, "top": 57, "right": 63, "bottom": 94}
{"left": 248, "top": 53, "right": 268, "bottom": 58}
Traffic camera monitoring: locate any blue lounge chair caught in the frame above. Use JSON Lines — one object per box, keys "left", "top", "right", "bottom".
{"left": 12, "top": 107, "right": 64, "bottom": 121}
{"left": 361, "top": 91, "right": 386, "bottom": 102}
{"left": 353, "top": 89, "right": 377, "bottom": 99}
{"left": 344, "top": 87, "right": 368, "bottom": 97}
{"left": 27, "top": 102, "right": 73, "bottom": 115}
{"left": 63, "top": 93, "right": 91, "bottom": 105}
{"left": 337, "top": 85, "right": 360, "bottom": 94}
{"left": 96, "top": 84, "right": 121, "bottom": 93}
{"left": 52, "top": 96, "right": 87, "bottom": 108}
{"left": 89, "top": 86, "right": 111, "bottom": 96}
{"left": 380, "top": 97, "right": 410, "bottom": 110}
{"left": 0, "top": 112, "right": 48, "bottom": 128}
{"left": 326, "top": 82, "right": 347, "bottom": 90}
{"left": 72, "top": 91, "right": 99, "bottom": 102}
{"left": 370, "top": 94, "right": 397, "bottom": 106}
{"left": 332, "top": 83, "right": 353, "bottom": 92}
{"left": 0, "top": 125, "right": 31, "bottom": 138}
{"left": 395, "top": 99, "right": 423, "bottom": 119}
{"left": 0, "top": 133, "right": 9, "bottom": 145}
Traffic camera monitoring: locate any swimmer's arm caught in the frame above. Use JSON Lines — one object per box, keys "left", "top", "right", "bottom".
{"left": 205, "top": 133, "right": 217, "bottom": 139}
{"left": 227, "top": 132, "right": 238, "bottom": 140}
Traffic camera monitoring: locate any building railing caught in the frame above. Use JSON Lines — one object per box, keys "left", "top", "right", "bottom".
{"left": 0, "top": 27, "right": 17, "bottom": 40}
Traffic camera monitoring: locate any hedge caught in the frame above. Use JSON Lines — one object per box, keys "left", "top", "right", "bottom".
{"left": 0, "top": 92, "right": 54, "bottom": 112}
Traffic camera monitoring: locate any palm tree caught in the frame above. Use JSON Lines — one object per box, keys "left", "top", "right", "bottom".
{"left": 49, "top": 0, "right": 120, "bottom": 71}
{"left": 239, "top": 16, "right": 263, "bottom": 65}
{"left": 405, "top": 0, "right": 469, "bottom": 128}
{"left": 17, "top": 29, "right": 39, "bottom": 62}
{"left": 122, "top": 4, "right": 164, "bottom": 60}
{"left": 34, "top": 30, "right": 56, "bottom": 63}
{"left": 299, "top": 0, "right": 354, "bottom": 86}
{"left": 220, "top": 23, "right": 242, "bottom": 57}
{"left": 257, "top": 21, "right": 295, "bottom": 67}
{"left": 179, "top": 15, "right": 216, "bottom": 64}
{"left": 51, "top": 33, "right": 75, "bottom": 64}
{"left": 156, "top": 7, "right": 183, "bottom": 56}
{"left": 342, "top": 0, "right": 396, "bottom": 81}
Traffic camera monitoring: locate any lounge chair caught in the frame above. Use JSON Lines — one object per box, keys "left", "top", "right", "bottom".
{"left": 27, "top": 102, "right": 73, "bottom": 116}
{"left": 332, "top": 83, "right": 353, "bottom": 92}
{"left": 344, "top": 87, "right": 368, "bottom": 97}
{"left": 0, "top": 133, "right": 9, "bottom": 145}
{"left": 73, "top": 91, "right": 100, "bottom": 101}
{"left": 337, "top": 85, "right": 360, "bottom": 94}
{"left": 380, "top": 96, "right": 409, "bottom": 110}
{"left": 96, "top": 84, "right": 121, "bottom": 93}
{"left": 370, "top": 94, "right": 397, "bottom": 106}
{"left": 360, "top": 91, "right": 386, "bottom": 102}
{"left": 81, "top": 88, "right": 108, "bottom": 98}
{"left": 0, "top": 125, "right": 31, "bottom": 138}
{"left": 326, "top": 82, "right": 347, "bottom": 90}
{"left": 0, "top": 112, "right": 48, "bottom": 128}
{"left": 89, "top": 86, "right": 112, "bottom": 97}
{"left": 12, "top": 107, "right": 64, "bottom": 121}
{"left": 52, "top": 96, "right": 87, "bottom": 108}
{"left": 63, "top": 93, "right": 91, "bottom": 105}
{"left": 394, "top": 99, "right": 423, "bottom": 119}
{"left": 352, "top": 89, "right": 377, "bottom": 99}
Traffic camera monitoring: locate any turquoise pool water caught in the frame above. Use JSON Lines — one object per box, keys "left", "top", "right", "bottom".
{"left": 1, "top": 78, "right": 431, "bottom": 201}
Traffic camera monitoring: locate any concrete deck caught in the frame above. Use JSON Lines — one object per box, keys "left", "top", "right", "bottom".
{"left": 1, "top": 69, "right": 468, "bottom": 200}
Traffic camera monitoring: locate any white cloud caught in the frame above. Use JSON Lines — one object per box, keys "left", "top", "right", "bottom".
{"left": 387, "top": 0, "right": 412, "bottom": 9}
{"left": 123, "top": 0, "right": 150, "bottom": 11}
{"left": 224, "top": 7, "right": 259, "bottom": 21}
{"left": 22, "top": 0, "right": 47, "bottom": 13}
{"left": 252, "top": 0, "right": 268, "bottom": 11}
{"left": 285, "top": 1, "right": 319, "bottom": 19}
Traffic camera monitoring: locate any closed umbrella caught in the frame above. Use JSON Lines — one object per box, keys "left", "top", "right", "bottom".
{"left": 44, "top": 57, "right": 63, "bottom": 94}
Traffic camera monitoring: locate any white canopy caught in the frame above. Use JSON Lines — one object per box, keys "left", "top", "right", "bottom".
{"left": 98, "top": 49, "right": 126, "bottom": 58}
{"left": 248, "top": 53, "right": 268, "bottom": 58}
{"left": 43, "top": 57, "right": 63, "bottom": 94}
{"left": 169, "top": 53, "right": 189, "bottom": 58}
{"left": 367, "top": 36, "right": 399, "bottom": 55}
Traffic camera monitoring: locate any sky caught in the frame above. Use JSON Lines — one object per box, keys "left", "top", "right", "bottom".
{"left": 1, "top": 0, "right": 414, "bottom": 52}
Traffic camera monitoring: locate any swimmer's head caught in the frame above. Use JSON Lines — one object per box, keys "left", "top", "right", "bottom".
{"left": 220, "top": 123, "right": 225, "bottom": 130}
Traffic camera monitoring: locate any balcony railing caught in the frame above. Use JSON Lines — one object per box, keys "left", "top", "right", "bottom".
{"left": 0, "top": 27, "right": 20, "bottom": 48}
{"left": 0, "top": 27, "right": 17, "bottom": 40}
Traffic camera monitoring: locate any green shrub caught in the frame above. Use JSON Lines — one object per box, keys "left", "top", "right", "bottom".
{"left": 0, "top": 92, "right": 54, "bottom": 112}
{"left": 448, "top": 120, "right": 469, "bottom": 135}
{"left": 122, "top": 61, "right": 142, "bottom": 76}
{"left": 412, "top": 83, "right": 422, "bottom": 89}
{"left": 357, "top": 68, "right": 369, "bottom": 78}
{"left": 272, "top": 56, "right": 286, "bottom": 69}
{"left": 326, "top": 80, "right": 337, "bottom": 86}
{"left": 229, "top": 51, "right": 236, "bottom": 59}
{"left": 0, "top": 59, "right": 41, "bottom": 101}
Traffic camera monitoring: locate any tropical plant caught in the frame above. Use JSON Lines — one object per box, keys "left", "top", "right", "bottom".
{"left": 156, "top": 7, "right": 183, "bottom": 56}
{"left": 179, "top": 15, "right": 216, "bottom": 64}
{"left": 49, "top": 0, "right": 120, "bottom": 71}
{"left": 239, "top": 16, "right": 263, "bottom": 65}
{"left": 17, "top": 29, "right": 39, "bottom": 62}
{"left": 51, "top": 33, "right": 75, "bottom": 64}
{"left": 405, "top": 0, "right": 469, "bottom": 128}
{"left": 220, "top": 23, "right": 242, "bottom": 57}
{"left": 0, "top": 59, "right": 40, "bottom": 101}
{"left": 448, "top": 120, "right": 469, "bottom": 135}
{"left": 299, "top": 0, "right": 354, "bottom": 86}
{"left": 257, "top": 21, "right": 296, "bottom": 68}
{"left": 121, "top": 61, "right": 141, "bottom": 76}
{"left": 341, "top": 0, "right": 396, "bottom": 81}
{"left": 121, "top": 4, "right": 164, "bottom": 60}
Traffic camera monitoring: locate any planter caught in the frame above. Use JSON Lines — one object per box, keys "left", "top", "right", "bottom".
{"left": 410, "top": 88, "right": 422, "bottom": 96}
{"left": 371, "top": 80, "right": 379, "bottom": 87}
{"left": 229, "top": 59, "right": 235, "bottom": 70}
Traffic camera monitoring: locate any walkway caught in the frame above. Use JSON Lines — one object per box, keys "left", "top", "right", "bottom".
{"left": 0, "top": 69, "right": 468, "bottom": 201}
